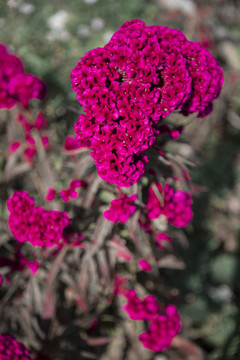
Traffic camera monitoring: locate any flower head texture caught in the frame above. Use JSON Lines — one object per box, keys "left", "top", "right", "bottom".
{"left": 71, "top": 19, "right": 223, "bottom": 187}
{"left": 0, "top": 334, "right": 34, "bottom": 360}
{"left": 0, "top": 44, "right": 46, "bottom": 109}
{"left": 7, "top": 191, "right": 69, "bottom": 248}
{"left": 146, "top": 183, "right": 193, "bottom": 227}
{"left": 104, "top": 193, "right": 137, "bottom": 223}
{"left": 0, "top": 44, "right": 24, "bottom": 109}
{"left": 9, "top": 73, "right": 46, "bottom": 108}
{"left": 139, "top": 305, "right": 181, "bottom": 352}
{"left": 123, "top": 289, "right": 160, "bottom": 321}
{"left": 123, "top": 289, "right": 181, "bottom": 352}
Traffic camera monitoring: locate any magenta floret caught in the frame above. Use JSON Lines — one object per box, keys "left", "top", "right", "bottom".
{"left": 0, "top": 45, "right": 24, "bottom": 109}
{"left": 103, "top": 193, "right": 137, "bottom": 223}
{"left": 0, "top": 334, "right": 34, "bottom": 360}
{"left": 146, "top": 183, "right": 193, "bottom": 227}
{"left": 71, "top": 19, "right": 223, "bottom": 187}
{"left": 7, "top": 191, "right": 69, "bottom": 248}
{"left": 123, "top": 289, "right": 181, "bottom": 352}
{"left": 139, "top": 305, "right": 181, "bottom": 352}
{"left": 9, "top": 73, "right": 46, "bottom": 108}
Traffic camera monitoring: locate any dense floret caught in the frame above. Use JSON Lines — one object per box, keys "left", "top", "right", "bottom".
{"left": 7, "top": 191, "right": 69, "bottom": 248}
{"left": 0, "top": 334, "right": 34, "bottom": 360}
{"left": 0, "top": 44, "right": 46, "bottom": 109}
{"left": 103, "top": 193, "right": 137, "bottom": 222}
{"left": 71, "top": 19, "right": 223, "bottom": 187}
{"left": 146, "top": 182, "right": 193, "bottom": 227}
{"left": 123, "top": 289, "right": 181, "bottom": 352}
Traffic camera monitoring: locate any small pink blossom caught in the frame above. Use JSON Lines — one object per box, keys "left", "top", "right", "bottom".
{"left": 34, "top": 111, "right": 47, "bottom": 130}
{"left": 138, "top": 259, "right": 152, "bottom": 272}
{"left": 23, "top": 147, "right": 36, "bottom": 163}
{"left": 60, "top": 179, "right": 87, "bottom": 202}
{"left": 8, "top": 141, "right": 21, "bottom": 154}
{"left": 154, "top": 232, "right": 172, "bottom": 249}
{"left": 41, "top": 135, "right": 50, "bottom": 150}
{"left": 45, "top": 188, "right": 56, "bottom": 202}
{"left": 104, "top": 194, "right": 137, "bottom": 223}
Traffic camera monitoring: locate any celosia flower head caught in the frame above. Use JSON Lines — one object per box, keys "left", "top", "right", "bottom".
{"left": 7, "top": 191, "right": 69, "bottom": 248}
{"left": 146, "top": 183, "right": 193, "bottom": 227}
{"left": 0, "top": 45, "right": 24, "bottom": 109}
{"left": 139, "top": 305, "right": 181, "bottom": 352}
{"left": 104, "top": 193, "right": 137, "bottom": 223}
{"left": 9, "top": 73, "right": 46, "bottom": 108}
{"left": 0, "top": 334, "right": 34, "bottom": 360}
{"left": 123, "top": 289, "right": 181, "bottom": 352}
{"left": 71, "top": 19, "right": 223, "bottom": 187}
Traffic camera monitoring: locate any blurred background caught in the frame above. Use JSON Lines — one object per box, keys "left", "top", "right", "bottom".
{"left": 1, "top": 0, "right": 240, "bottom": 359}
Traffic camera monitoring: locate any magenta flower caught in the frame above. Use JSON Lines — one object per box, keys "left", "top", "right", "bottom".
{"left": 146, "top": 183, "right": 193, "bottom": 228}
{"left": 0, "top": 334, "right": 34, "bottom": 359}
{"left": 7, "top": 191, "right": 69, "bottom": 248}
{"left": 9, "top": 73, "right": 46, "bottom": 108}
{"left": 34, "top": 111, "right": 47, "bottom": 130}
{"left": 0, "top": 250, "right": 39, "bottom": 275}
{"left": 60, "top": 179, "right": 87, "bottom": 202}
{"left": 71, "top": 20, "right": 223, "bottom": 187}
{"left": 122, "top": 287, "right": 181, "bottom": 352}
{"left": 139, "top": 305, "right": 181, "bottom": 352}
{"left": 138, "top": 259, "right": 152, "bottom": 272}
{"left": 104, "top": 194, "right": 137, "bottom": 223}
{"left": 154, "top": 232, "right": 172, "bottom": 249}
{"left": 0, "top": 44, "right": 24, "bottom": 109}
{"left": 45, "top": 188, "right": 56, "bottom": 202}
{"left": 8, "top": 141, "right": 21, "bottom": 154}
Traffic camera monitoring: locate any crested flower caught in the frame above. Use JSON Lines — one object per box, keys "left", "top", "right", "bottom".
{"left": 146, "top": 183, "right": 193, "bottom": 228}
{"left": 71, "top": 19, "right": 223, "bottom": 187}
{"left": 7, "top": 191, "right": 69, "bottom": 248}
{"left": 0, "top": 334, "right": 34, "bottom": 360}
{"left": 104, "top": 193, "right": 137, "bottom": 223}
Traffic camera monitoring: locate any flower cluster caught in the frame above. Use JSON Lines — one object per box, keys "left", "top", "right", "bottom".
{"left": 139, "top": 305, "right": 181, "bottom": 352}
{"left": 60, "top": 179, "right": 87, "bottom": 202}
{"left": 0, "top": 44, "right": 46, "bottom": 109}
{"left": 0, "top": 334, "right": 34, "bottom": 360}
{"left": 45, "top": 179, "right": 87, "bottom": 202}
{"left": 0, "top": 249, "right": 39, "bottom": 275}
{"left": 104, "top": 193, "right": 137, "bottom": 223}
{"left": 71, "top": 19, "right": 223, "bottom": 187}
{"left": 7, "top": 191, "right": 69, "bottom": 248}
{"left": 123, "top": 289, "right": 181, "bottom": 352}
{"left": 146, "top": 182, "right": 193, "bottom": 228}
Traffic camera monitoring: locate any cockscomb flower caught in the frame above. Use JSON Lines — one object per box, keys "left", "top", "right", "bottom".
{"left": 0, "top": 334, "right": 34, "bottom": 360}
{"left": 8, "top": 141, "right": 21, "bottom": 154}
{"left": 123, "top": 289, "right": 160, "bottom": 321}
{"left": 146, "top": 183, "right": 193, "bottom": 228}
{"left": 104, "top": 193, "right": 137, "bottom": 223}
{"left": 138, "top": 259, "right": 152, "bottom": 272}
{"left": 60, "top": 179, "right": 87, "bottom": 202}
{"left": 0, "top": 250, "right": 39, "bottom": 275}
{"left": 0, "top": 44, "right": 24, "bottom": 109}
{"left": 71, "top": 19, "right": 223, "bottom": 187}
{"left": 7, "top": 191, "right": 69, "bottom": 248}
{"left": 139, "top": 305, "right": 181, "bottom": 352}
{"left": 9, "top": 73, "right": 46, "bottom": 108}
{"left": 122, "top": 289, "right": 181, "bottom": 352}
